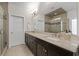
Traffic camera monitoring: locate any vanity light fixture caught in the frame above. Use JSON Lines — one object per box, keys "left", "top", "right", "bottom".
{"left": 32, "top": 10, "right": 38, "bottom": 16}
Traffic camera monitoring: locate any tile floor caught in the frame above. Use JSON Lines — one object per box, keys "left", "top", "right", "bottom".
{"left": 4, "top": 44, "right": 33, "bottom": 56}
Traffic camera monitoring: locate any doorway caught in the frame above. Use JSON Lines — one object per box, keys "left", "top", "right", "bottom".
{"left": 10, "top": 15, "right": 24, "bottom": 47}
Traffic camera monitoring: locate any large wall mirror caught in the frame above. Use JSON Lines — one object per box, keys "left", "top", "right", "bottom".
{"left": 45, "top": 2, "right": 77, "bottom": 35}
{"left": 45, "top": 8, "right": 69, "bottom": 33}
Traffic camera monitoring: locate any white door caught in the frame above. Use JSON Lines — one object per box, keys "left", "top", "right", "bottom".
{"left": 11, "top": 15, "right": 24, "bottom": 47}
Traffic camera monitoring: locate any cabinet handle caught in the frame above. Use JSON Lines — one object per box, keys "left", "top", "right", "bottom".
{"left": 43, "top": 49, "right": 47, "bottom": 52}
{"left": 44, "top": 50, "right": 47, "bottom": 52}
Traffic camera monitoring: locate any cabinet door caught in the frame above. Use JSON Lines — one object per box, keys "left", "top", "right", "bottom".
{"left": 45, "top": 44, "right": 59, "bottom": 56}
{"left": 27, "top": 35, "right": 30, "bottom": 47}
{"left": 47, "top": 43, "right": 73, "bottom": 56}
{"left": 28, "top": 35, "right": 31, "bottom": 49}
{"left": 0, "top": 33, "right": 1, "bottom": 55}
{"left": 37, "top": 44, "right": 48, "bottom": 56}
{"left": 31, "top": 38, "right": 37, "bottom": 56}
{"left": 47, "top": 47, "right": 59, "bottom": 56}
{"left": 25, "top": 34, "right": 28, "bottom": 45}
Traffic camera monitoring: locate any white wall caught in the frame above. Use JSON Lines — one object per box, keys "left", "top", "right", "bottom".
{"left": 8, "top": 2, "right": 78, "bottom": 32}
{"left": 8, "top": 2, "right": 44, "bottom": 32}
{"left": 77, "top": 3, "right": 79, "bottom": 36}
{"left": 8, "top": 2, "right": 78, "bottom": 47}
{"left": 32, "top": 14, "right": 45, "bottom": 32}
{"left": 8, "top": 2, "right": 45, "bottom": 47}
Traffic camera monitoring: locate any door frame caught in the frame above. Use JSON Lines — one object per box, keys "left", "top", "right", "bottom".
{"left": 9, "top": 15, "right": 25, "bottom": 47}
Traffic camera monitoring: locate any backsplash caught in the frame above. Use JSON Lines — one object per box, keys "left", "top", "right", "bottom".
{"left": 33, "top": 15, "right": 44, "bottom": 32}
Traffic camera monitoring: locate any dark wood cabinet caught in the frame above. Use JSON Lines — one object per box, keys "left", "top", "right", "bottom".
{"left": 44, "top": 43, "right": 60, "bottom": 56}
{"left": 25, "top": 34, "right": 37, "bottom": 55}
{"left": 25, "top": 34, "right": 28, "bottom": 45}
{"left": 37, "top": 44, "right": 48, "bottom": 56}
{"left": 27, "top": 35, "right": 30, "bottom": 47}
{"left": 30, "top": 36, "right": 37, "bottom": 56}
{"left": 25, "top": 33, "right": 73, "bottom": 56}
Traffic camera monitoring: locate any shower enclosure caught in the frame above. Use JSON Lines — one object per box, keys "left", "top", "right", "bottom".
{"left": 0, "top": 5, "right": 4, "bottom": 55}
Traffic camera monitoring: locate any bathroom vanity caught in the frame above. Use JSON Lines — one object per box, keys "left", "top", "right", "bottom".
{"left": 25, "top": 8, "right": 78, "bottom": 56}
{"left": 25, "top": 32, "right": 79, "bottom": 56}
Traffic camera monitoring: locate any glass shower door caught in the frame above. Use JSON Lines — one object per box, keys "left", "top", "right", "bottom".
{"left": 0, "top": 15, "right": 3, "bottom": 55}
{"left": 0, "top": 29, "right": 1, "bottom": 55}
{"left": 0, "top": 5, "right": 3, "bottom": 55}
{"left": 0, "top": 19, "right": 2, "bottom": 55}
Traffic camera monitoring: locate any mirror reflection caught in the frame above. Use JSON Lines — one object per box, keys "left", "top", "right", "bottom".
{"left": 45, "top": 8, "right": 69, "bottom": 33}
{"left": 44, "top": 3, "right": 77, "bottom": 36}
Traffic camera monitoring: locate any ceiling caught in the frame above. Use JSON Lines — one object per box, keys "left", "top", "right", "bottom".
{"left": 8, "top": 2, "right": 77, "bottom": 16}
{"left": 38, "top": 2, "right": 77, "bottom": 15}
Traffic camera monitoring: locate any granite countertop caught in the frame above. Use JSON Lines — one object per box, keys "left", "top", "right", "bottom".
{"left": 26, "top": 31, "right": 79, "bottom": 53}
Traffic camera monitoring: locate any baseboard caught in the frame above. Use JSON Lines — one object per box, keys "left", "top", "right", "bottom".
{"left": 9, "top": 42, "right": 25, "bottom": 48}
{"left": 9, "top": 43, "right": 25, "bottom": 48}
{"left": 1, "top": 46, "right": 8, "bottom": 56}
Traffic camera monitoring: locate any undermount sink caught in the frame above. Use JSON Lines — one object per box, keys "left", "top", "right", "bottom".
{"left": 47, "top": 37, "right": 59, "bottom": 41}
{"left": 32, "top": 32, "right": 60, "bottom": 41}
